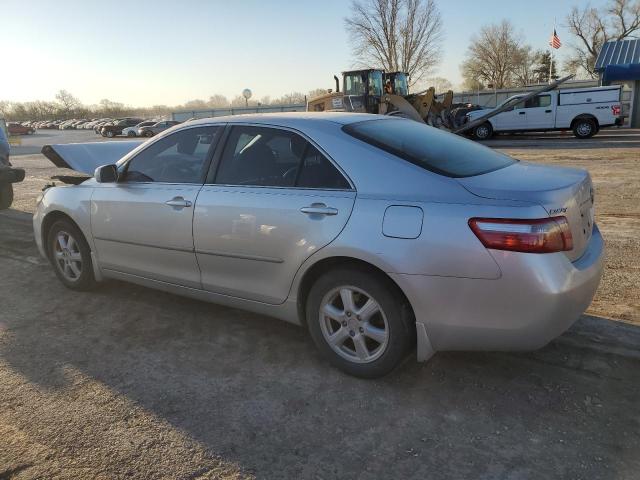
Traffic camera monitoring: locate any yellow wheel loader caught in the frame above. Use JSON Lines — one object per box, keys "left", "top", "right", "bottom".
{"left": 307, "top": 69, "right": 455, "bottom": 128}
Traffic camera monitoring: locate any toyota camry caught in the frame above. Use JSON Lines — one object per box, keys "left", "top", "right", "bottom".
{"left": 34, "top": 113, "right": 604, "bottom": 378}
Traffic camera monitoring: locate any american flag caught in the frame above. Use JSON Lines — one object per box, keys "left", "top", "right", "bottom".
{"left": 549, "top": 29, "right": 561, "bottom": 49}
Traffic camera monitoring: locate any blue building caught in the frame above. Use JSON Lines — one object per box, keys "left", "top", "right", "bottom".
{"left": 595, "top": 39, "right": 640, "bottom": 128}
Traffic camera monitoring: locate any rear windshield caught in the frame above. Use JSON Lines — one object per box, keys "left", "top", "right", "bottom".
{"left": 342, "top": 119, "right": 516, "bottom": 178}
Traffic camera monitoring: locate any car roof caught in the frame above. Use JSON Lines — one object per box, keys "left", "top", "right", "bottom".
{"left": 186, "top": 112, "right": 391, "bottom": 128}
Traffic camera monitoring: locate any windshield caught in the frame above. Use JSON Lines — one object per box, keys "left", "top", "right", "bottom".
{"left": 368, "top": 70, "right": 383, "bottom": 97}
{"left": 496, "top": 95, "right": 524, "bottom": 109}
{"left": 343, "top": 118, "right": 516, "bottom": 178}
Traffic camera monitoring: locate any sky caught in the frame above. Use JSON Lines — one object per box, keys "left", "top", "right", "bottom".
{"left": 2, "top": 0, "right": 610, "bottom": 107}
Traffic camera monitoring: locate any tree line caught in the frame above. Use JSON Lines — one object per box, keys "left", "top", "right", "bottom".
{"left": 1, "top": 89, "right": 326, "bottom": 122}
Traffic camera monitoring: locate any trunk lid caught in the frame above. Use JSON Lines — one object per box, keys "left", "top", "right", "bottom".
{"left": 457, "top": 161, "right": 595, "bottom": 261}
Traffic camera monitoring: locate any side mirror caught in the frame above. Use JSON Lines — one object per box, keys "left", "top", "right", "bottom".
{"left": 94, "top": 164, "right": 118, "bottom": 183}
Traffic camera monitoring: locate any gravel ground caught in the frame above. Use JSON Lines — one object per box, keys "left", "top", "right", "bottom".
{"left": 1, "top": 132, "right": 639, "bottom": 479}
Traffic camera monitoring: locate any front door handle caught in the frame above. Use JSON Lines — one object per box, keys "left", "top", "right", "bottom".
{"left": 165, "top": 196, "right": 192, "bottom": 208}
{"left": 545, "top": 109, "right": 552, "bottom": 113}
{"left": 300, "top": 203, "right": 338, "bottom": 216}
{"left": 518, "top": 111, "right": 526, "bottom": 115}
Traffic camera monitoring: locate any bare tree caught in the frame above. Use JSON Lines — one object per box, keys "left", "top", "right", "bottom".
{"left": 425, "top": 77, "right": 452, "bottom": 92}
{"left": 345, "top": 0, "right": 444, "bottom": 85}
{"left": 55, "top": 90, "right": 81, "bottom": 117}
{"left": 460, "top": 20, "right": 526, "bottom": 89}
{"left": 566, "top": 0, "right": 640, "bottom": 78}
{"left": 207, "top": 94, "right": 230, "bottom": 108}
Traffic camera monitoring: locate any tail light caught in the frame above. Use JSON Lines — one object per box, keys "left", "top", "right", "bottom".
{"left": 612, "top": 105, "right": 621, "bottom": 116}
{"left": 469, "top": 217, "right": 573, "bottom": 254}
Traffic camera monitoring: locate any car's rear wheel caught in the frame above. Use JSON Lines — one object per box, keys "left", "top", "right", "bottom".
{"left": 143, "top": 130, "right": 154, "bottom": 137}
{"left": 47, "top": 220, "right": 96, "bottom": 291}
{"left": 473, "top": 122, "right": 493, "bottom": 140}
{"left": 127, "top": 131, "right": 136, "bottom": 137}
{"left": 0, "top": 184, "right": 14, "bottom": 210}
{"left": 306, "top": 268, "right": 414, "bottom": 378}
{"left": 106, "top": 130, "right": 115, "bottom": 138}
{"left": 572, "top": 118, "right": 596, "bottom": 139}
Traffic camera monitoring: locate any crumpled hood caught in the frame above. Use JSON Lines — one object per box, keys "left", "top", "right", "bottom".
{"left": 41, "top": 141, "right": 143, "bottom": 175}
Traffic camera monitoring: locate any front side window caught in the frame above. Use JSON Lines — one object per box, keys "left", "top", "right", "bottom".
{"left": 123, "top": 126, "right": 220, "bottom": 183}
{"left": 343, "top": 118, "right": 516, "bottom": 178}
{"left": 215, "top": 126, "right": 350, "bottom": 189}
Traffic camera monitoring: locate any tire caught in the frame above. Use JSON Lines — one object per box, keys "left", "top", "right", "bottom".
{"left": 127, "top": 131, "right": 136, "bottom": 137}
{"left": 47, "top": 219, "right": 96, "bottom": 291}
{"left": 572, "top": 118, "right": 596, "bottom": 139}
{"left": 0, "top": 184, "right": 14, "bottom": 210}
{"left": 143, "top": 130, "right": 154, "bottom": 137}
{"left": 473, "top": 122, "right": 493, "bottom": 140}
{"left": 105, "top": 130, "right": 115, "bottom": 138}
{"left": 306, "top": 267, "right": 414, "bottom": 378}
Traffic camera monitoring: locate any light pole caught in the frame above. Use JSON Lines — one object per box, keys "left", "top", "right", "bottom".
{"left": 242, "top": 89, "right": 252, "bottom": 108}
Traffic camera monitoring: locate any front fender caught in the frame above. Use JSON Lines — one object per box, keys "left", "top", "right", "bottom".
{"left": 33, "top": 184, "right": 96, "bottom": 259}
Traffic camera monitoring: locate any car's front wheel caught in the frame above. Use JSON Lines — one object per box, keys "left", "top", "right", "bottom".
{"left": 47, "top": 219, "right": 96, "bottom": 291}
{"left": 473, "top": 122, "right": 493, "bottom": 140}
{"left": 127, "top": 131, "right": 136, "bottom": 137}
{"left": 306, "top": 267, "right": 414, "bottom": 378}
{"left": 105, "top": 130, "right": 115, "bottom": 138}
{"left": 143, "top": 130, "right": 154, "bottom": 137}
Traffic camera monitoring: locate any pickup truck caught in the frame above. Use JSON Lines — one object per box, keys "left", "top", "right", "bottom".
{"left": 466, "top": 85, "right": 623, "bottom": 139}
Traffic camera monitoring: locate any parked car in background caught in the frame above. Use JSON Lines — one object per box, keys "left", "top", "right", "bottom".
{"left": 466, "top": 85, "right": 623, "bottom": 140}
{"left": 122, "top": 120, "right": 156, "bottom": 137}
{"left": 138, "top": 120, "right": 180, "bottom": 137}
{"left": 100, "top": 118, "right": 143, "bottom": 138}
{"left": 8, "top": 123, "right": 35, "bottom": 135}
{"left": 36, "top": 113, "right": 604, "bottom": 378}
{"left": 94, "top": 120, "right": 113, "bottom": 134}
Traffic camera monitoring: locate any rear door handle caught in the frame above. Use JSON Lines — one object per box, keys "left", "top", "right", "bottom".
{"left": 300, "top": 204, "right": 338, "bottom": 216}
{"left": 545, "top": 109, "right": 552, "bottom": 113}
{"left": 165, "top": 196, "right": 192, "bottom": 208}
{"left": 518, "top": 111, "right": 526, "bottom": 115}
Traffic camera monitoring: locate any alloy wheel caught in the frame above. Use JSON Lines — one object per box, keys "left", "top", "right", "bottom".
{"left": 53, "top": 231, "right": 82, "bottom": 281}
{"left": 318, "top": 286, "right": 389, "bottom": 363}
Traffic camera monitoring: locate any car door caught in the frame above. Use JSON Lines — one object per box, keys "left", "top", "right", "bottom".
{"left": 522, "top": 94, "right": 554, "bottom": 130}
{"left": 91, "top": 125, "right": 222, "bottom": 288}
{"left": 193, "top": 125, "right": 356, "bottom": 304}
{"left": 491, "top": 106, "right": 525, "bottom": 131}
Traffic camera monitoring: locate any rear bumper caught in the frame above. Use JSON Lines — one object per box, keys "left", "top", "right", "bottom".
{"left": 393, "top": 225, "right": 604, "bottom": 355}
{"left": 0, "top": 166, "right": 26, "bottom": 184}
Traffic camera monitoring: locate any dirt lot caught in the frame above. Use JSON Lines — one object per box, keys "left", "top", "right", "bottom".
{"left": 1, "top": 133, "right": 639, "bottom": 479}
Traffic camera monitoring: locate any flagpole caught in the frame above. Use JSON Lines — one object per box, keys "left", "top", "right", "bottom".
{"left": 549, "top": 18, "right": 556, "bottom": 83}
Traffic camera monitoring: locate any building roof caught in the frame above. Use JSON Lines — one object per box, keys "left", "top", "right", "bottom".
{"left": 595, "top": 39, "right": 640, "bottom": 71}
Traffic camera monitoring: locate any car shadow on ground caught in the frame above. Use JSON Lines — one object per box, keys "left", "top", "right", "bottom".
{"left": 1, "top": 210, "right": 639, "bottom": 479}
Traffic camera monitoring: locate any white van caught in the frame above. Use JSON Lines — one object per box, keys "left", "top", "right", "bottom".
{"left": 466, "top": 85, "right": 623, "bottom": 139}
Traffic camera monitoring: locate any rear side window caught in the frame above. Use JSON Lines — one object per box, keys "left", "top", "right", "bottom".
{"left": 215, "top": 126, "right": 351, "bottom": 189}
{"left": 297, "top": 145, "right": 350, "bottom": 189}
{"left": 343, "top": 119, "right": 516, "bottom": 178}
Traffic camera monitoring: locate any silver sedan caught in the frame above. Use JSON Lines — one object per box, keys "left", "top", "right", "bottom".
{"left": 34, "top": 113, "right": 604, "bottom": 378}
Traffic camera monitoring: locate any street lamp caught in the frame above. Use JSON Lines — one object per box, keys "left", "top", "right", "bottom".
{"left": 242, "top": 89, "right": 252, "bottom": 107}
